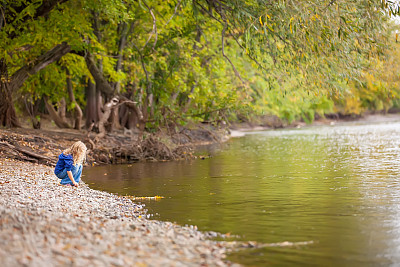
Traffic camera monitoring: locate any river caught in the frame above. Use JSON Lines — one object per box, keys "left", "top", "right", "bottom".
{"left": 84, "top": 120, "right": 400, "bottom": 266}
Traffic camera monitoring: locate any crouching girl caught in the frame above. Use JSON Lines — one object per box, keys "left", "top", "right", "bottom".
{"left": 54, "top": 141, "right": 87, "bottom": 187}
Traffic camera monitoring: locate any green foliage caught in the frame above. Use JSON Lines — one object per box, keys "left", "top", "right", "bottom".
{"left": 2, "top": 0, "right": 400, "bottom": 128}
{"left": 332, "top": 40, "right": 400, "bottom": 116}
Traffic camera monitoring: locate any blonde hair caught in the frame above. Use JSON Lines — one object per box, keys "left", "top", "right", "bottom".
{"left": 63, "top": 141, "right": 87, "bottom": 165}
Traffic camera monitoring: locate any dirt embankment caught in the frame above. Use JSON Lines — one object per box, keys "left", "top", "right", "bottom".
{"left": 0, "top": 124, "right": 228, "bottom": 166}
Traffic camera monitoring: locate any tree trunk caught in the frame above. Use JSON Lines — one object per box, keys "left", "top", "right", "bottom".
{"left": 24, "top": 96, "right": 41, "bottom": 129}
{"left": 58, "top": 97, "right": 67, "bottom": 122}
{"left": 66, "top": 69, "right": 83, "bottom": 130}
{"left": 0, "top": 59, "right": 20, "bottom": 128}
{"left": 96, "top": 86, "right": 103, "bottom": 122}
{"left": 115, "top": 22, "right": 128, "bottom": 93}
{"left": 95, "top": 97, "right": 119, "bottom": 141}
{"left": 114, "top": 22, "right": 135, "bottom": 93}
{"left": 0, "top": 82, "right": 20, "bottom": 128}
{"left": 43, "top": 95, "right": 71, "bottom": 128}
{"left": 85, "top": 78, "right": 98, "bottom": 128}
{"left": 85, "top": 53, "right": 114, "bottom": 96}
{"left": 122, "top": 99, "right": 146, "bottom": 133}
{"left": 128, "top": 110, "right": 140, "bottom": 132}
{"left": 108, "top": 108, "right": 119, "bottom": 132}
{"left": 182, "top": 83, "right": 196, "bottom": 113}
{"left": 120, "top": 105, "right": 130, "bottom": 128}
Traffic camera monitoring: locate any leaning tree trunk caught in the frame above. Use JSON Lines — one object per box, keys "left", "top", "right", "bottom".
{"left": 0, "top": 59, "right": 20, "bottom": 128}
{"left": 43, "top": 95, "right": 71, "bottom": 128}
{"left": 85, "top": 52, "right": 113, "bottom": 96}
{"left": 66, "top": 68, "right": 83, "bottom": 130}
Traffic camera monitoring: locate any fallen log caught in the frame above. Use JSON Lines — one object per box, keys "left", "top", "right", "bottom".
{"left": 0, "top": 141, "right": 56, "bottom": 166}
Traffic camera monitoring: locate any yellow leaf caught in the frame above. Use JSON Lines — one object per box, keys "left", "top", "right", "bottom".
{"left": 289, "top": 17, "right": 294, "bottom": 34}
{"left": 259, "top": 16, "right": 262, "bottom": 25}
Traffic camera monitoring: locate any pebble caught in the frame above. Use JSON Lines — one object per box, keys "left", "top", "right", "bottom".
{"left": 0, "top": 158, "right": 241, "bottom": 266}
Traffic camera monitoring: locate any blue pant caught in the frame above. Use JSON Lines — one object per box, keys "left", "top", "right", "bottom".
{"left": 55, "top": 164, "right": 83, "bottom": 185}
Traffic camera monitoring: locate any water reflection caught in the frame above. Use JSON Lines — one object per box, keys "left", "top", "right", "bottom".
{"left": 84, "top": 122, "right": 400, "bottom": 266}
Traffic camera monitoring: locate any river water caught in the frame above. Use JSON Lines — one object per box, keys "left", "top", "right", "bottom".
{"left": 84, "top": 121, "right": 400, "bottom": 266}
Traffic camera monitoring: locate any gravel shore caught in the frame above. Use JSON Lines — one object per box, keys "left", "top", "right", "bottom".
{"left": 0, "top": 158, "right": 240, "bottom": 267}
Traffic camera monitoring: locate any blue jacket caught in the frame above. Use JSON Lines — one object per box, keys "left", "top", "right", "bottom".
{"left": 54, "top": 153, "right": 74, "bottom": 175}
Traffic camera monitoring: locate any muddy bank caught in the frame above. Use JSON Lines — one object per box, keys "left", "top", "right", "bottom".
{"left": 0, "top": 125, "right": 227, "bottom": 166}
{"left": 0, "top": 158, "right": 241, "bottom": 266}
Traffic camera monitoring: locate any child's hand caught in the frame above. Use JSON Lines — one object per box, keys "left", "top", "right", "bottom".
{"left": 73, "top": 182, "right": 79, "bottom": 187}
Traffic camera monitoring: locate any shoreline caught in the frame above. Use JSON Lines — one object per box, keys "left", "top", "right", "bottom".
{"left": 3, "top": 113, "right": 399, "bottom": 167}
{"left": 0, "top": 157, "right": 240, "bottom": 266}
{"left": 230, "top": 113, "right": 400, "bottom": 132}
{"left": 3, "top": 113, "right": 400, "bottom": 266}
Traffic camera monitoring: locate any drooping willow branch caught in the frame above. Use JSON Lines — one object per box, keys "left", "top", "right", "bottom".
{"left": 221, "top": 21, "right": 245, "bottom": 85}
{"left": 142, "top": 1, "right": 158, "bottom": 51}
{"left": 164, "top": 0, "right": 182, "bottom": 27}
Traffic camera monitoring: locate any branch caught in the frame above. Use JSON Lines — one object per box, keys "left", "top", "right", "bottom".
{"left": 221, "top": 21, "right": 245, "bottom": 85}
{"left": 132, "top": 42, "right": 151, "bottom": 90}
{"left": 323, "top": 0, "right": 337, "bottom": 11}
{"left": 193, "top": 1, "right": 223, "bottom": 23}
{"left": 0, "top": 6, "right": 5, "bottom": 31}
{"left": 7, "top": 0, "right": 70, "bottom": 39}
{"left": 34, "top": 0, "right": 70, "bottom": 19}
{"left": 120, "top": 98, "right": 145, "bottom": 122}
{"left": 229, "top": 30, "right": 271, "bottom": 73}
{"left": 142, "top": 2, "right": 158, "bottom": 51}
{"left": 164, "top": 0, "right": 182, "bottom": 27}
{"left": 9, "top": 42, "right": 71, "bottom": 92}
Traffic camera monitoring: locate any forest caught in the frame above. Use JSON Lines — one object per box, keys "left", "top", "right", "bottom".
{"left": 1, "top": 0, "right": 400, "bottom": 136}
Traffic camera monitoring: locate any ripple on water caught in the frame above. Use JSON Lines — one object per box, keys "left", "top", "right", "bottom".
{"left": 85, "top": 121, "right": 400, "bottom": 266}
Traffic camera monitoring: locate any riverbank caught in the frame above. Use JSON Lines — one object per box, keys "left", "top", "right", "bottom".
{"left": 2, "top": 113, "right": 396, "bottom": 167}
{"left": 229, "top": 113, "right": 400, "bottom": 132}
{"left": 0, "top": 124, "right": 227, "bottom": 166}
{"left": 0, "top": 157, "right": 240, "bottom": 266}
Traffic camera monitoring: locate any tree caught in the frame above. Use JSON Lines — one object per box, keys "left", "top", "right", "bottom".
{"left": 0, "top": 1, "right": 72, "bottom": 127}
{"left": 1, "top": 0, "right": 399, "bottom": 130}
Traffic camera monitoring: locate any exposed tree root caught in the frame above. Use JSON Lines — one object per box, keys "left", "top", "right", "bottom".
{"left": 0, "top": 126, "right": 225, "bottom": 166}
